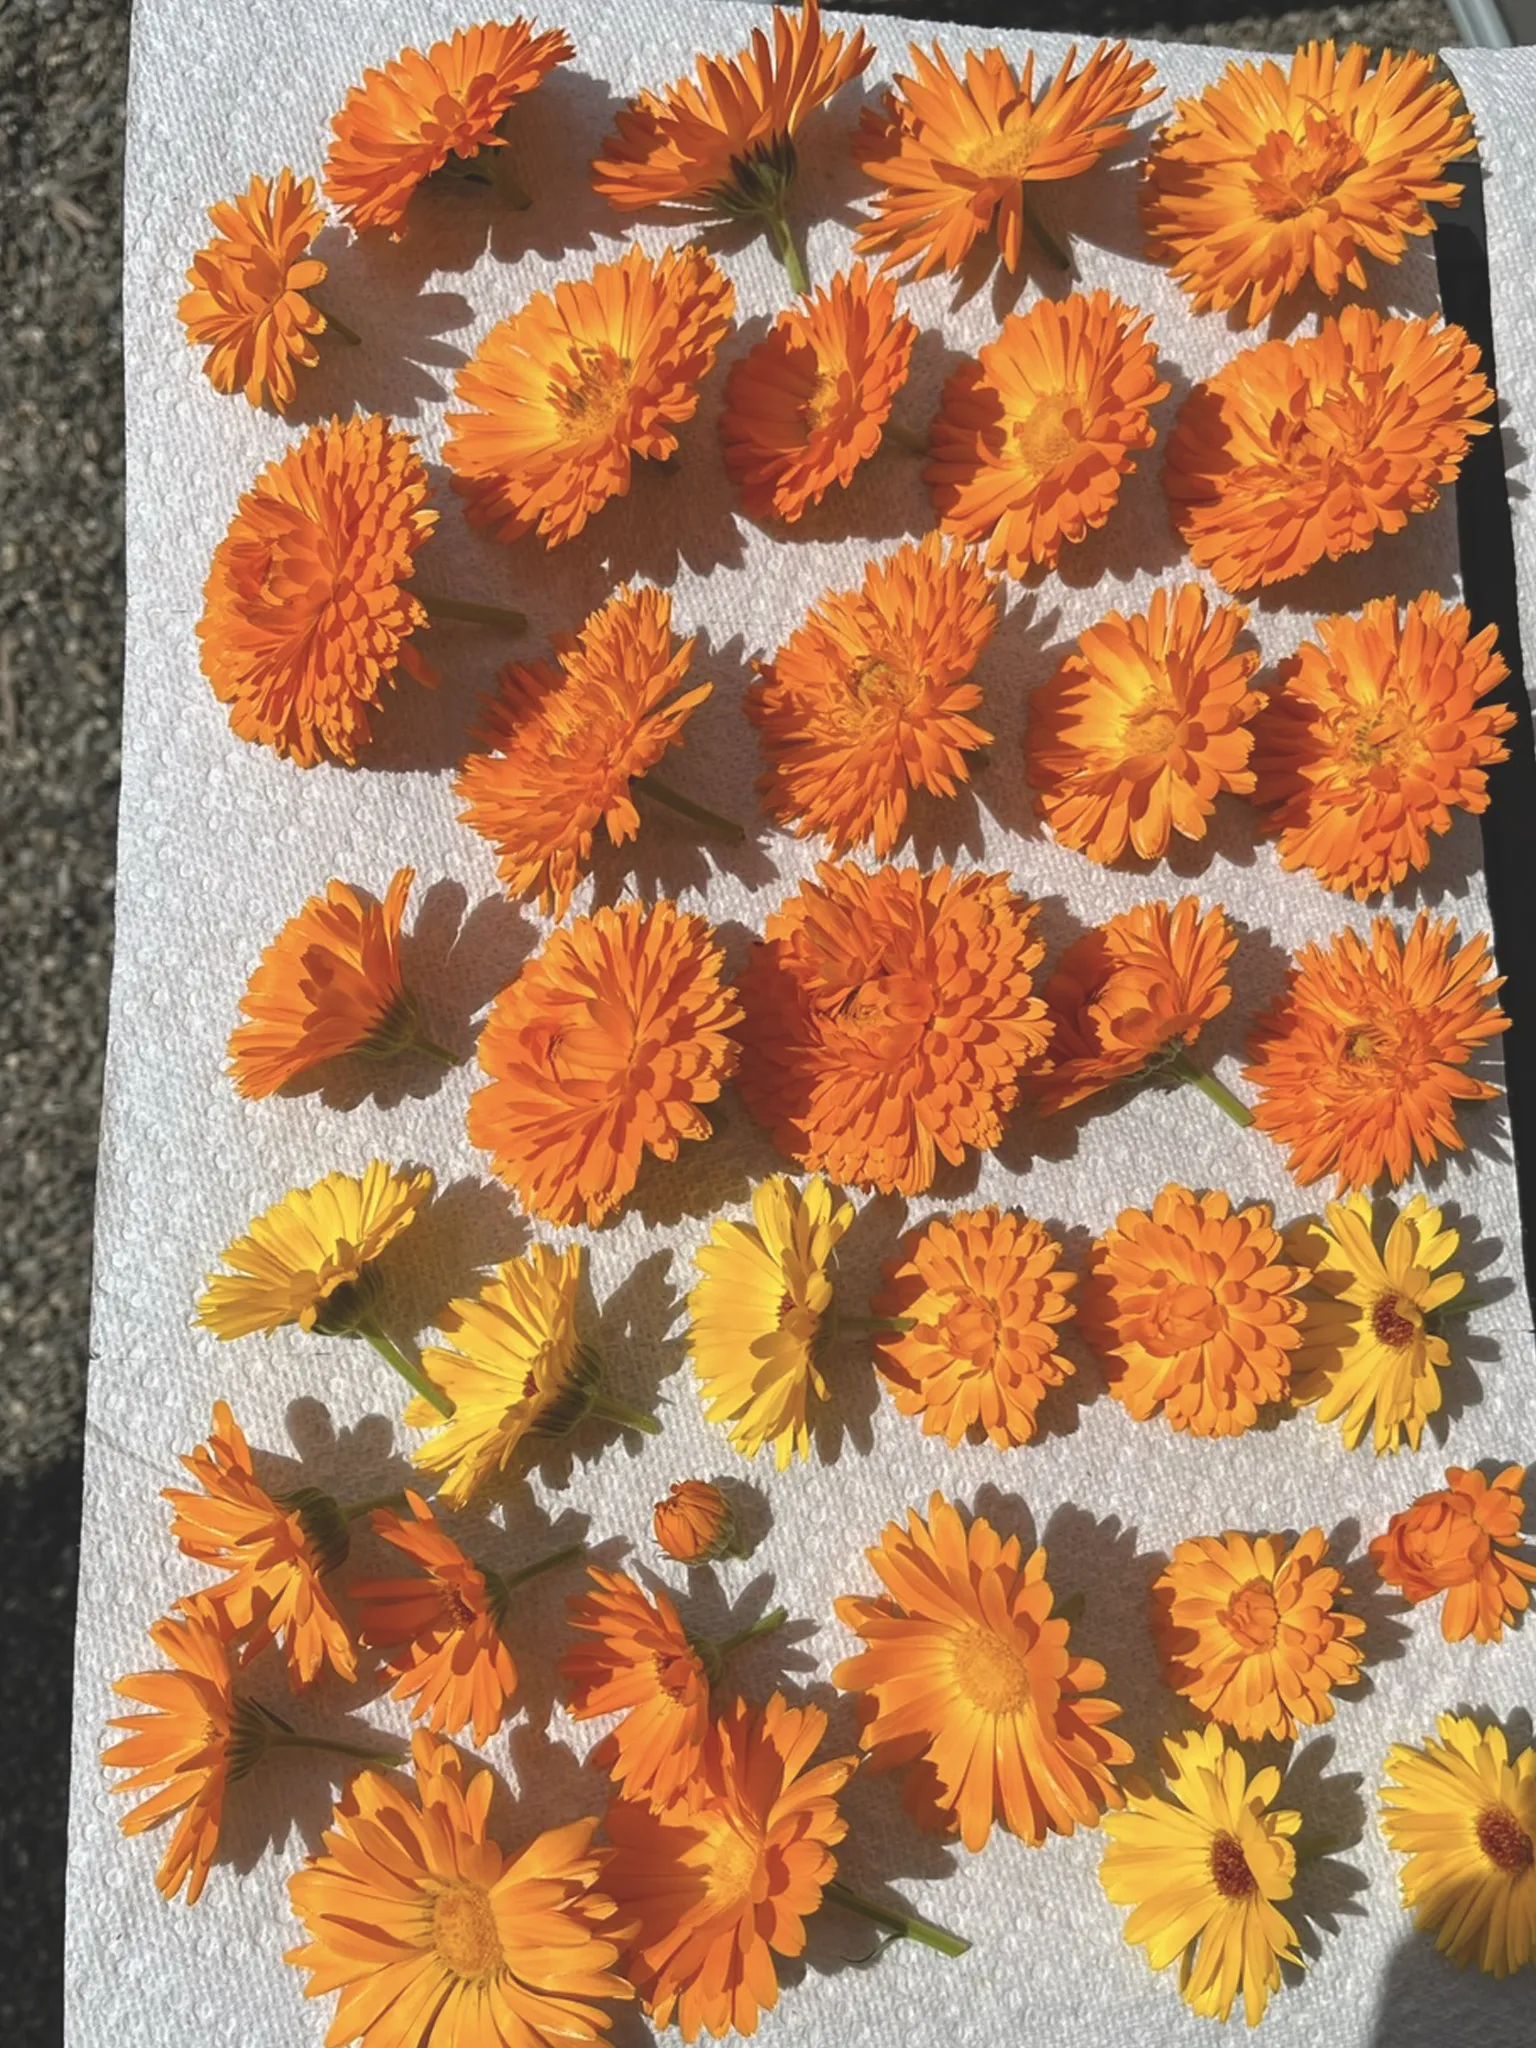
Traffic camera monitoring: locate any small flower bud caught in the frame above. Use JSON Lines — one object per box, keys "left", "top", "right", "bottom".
{"left": 653, "top": 1479, "right": 739, "bottom": 1565}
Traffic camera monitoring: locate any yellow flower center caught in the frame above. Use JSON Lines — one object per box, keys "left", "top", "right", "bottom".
{"left": 554, "top": 342, "right": 633, "bottom": 442}
{"left": 1223, "top": 1578, "right": 1281, "bottom": 1654}
{"left": 1123, "top": 691, "right": 1180, "bottom": 760}
{"left": 1209, "top": 1830, "right": 1257, "bottom": 1900}
{"left": 776, "top": 1289, "right": 822, "bottom": 1347}
{"left": 1476, "top": 1804, "right": 1535, "bottom": 1874}
{"left": 701, "top": 1814, "right": 767, "bottom": 1911}
{"left": 802, "top": 368, "right": 845, "bottom": 434}
{"left": 1370, "top": 1291, "right": 1421, "bottom": 1350}
{"left": 1250, "top": 112, "right": 1365, "bottom": 221}
{"left": 952, "top": 1622, "right": 1033, "bottom": 1714}
{"left": 432, "top": 1881, "right": 503, "bottom": 1980}
{"left": 963, "top": 115, "right": 1045, "bottom": 181}
{"left": 1010, "top": 392, "right": 1084, "bottom": 480}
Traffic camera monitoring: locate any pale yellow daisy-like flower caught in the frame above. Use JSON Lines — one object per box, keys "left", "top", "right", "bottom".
{"left": 1380, "top": 1713, "right": 1536, "bottom": 1979}
{"left": 1287, "top": 1191, "right": 1464, "bottom": 1453}
{"left": 687, "top": 1175, "right": 854, "bottom": 1468}
{"left": 1100, "top": 1724, "right": 1303, "bottom": 2027}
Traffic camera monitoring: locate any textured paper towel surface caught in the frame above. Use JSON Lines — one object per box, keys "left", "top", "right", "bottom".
{"left": 69, "top": 8, "right": 1536, "bottom": 2044}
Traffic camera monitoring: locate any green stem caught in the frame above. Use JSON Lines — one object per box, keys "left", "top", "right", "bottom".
{"left": 1169, "top": 1048, "right": 1254, "bottom": 1129}
{"left": 641, "top": 775, "right": 745, "bottom": 846}
{"left": 824, "top": 1880, "right": 971, "bottom": 1958}
{"left": 715, "top": 1606, "right": 787, "bottom": 1659}
{"left": 416, "top": 591, "right": 528, "bottom": 633}
{"left": 358, "top": 1320, "right": 454, "bottom": 1418}
{"left": 839, "top": 1312, "right": 915, "bottom": 1335}
{"left": 313, "top": 302, "right": 361, "bottom": 347}
{"left": 766, "top": 202, "right": 810, "bottom": 297}
{"left": 1020, "top": 194, "right": 1072, "bottom": 274}
{"left": 881, "top": 420, "right": 928, "bottom": 457}
{"left": 344, "top": 1491, "right": 408, "bottom": 1522}
{"left": 588, "top": 1391, "right": 661, "bottom": 1436}
{"left": 407, "top": 1025, "right": 460, "bottom": 1067}
{"left": 489, "top": 151, "right": 532, "bottom": 210}
{"left": 267, "top": 1729, "right": 403, "bottom": 1768}
{"left": 502, "top": 1541, "right": 584, "bottom": 1590}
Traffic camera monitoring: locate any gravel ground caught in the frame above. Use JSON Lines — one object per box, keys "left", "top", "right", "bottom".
{"left": 0, "top": 0, "right": 1460, "bottom": 2040}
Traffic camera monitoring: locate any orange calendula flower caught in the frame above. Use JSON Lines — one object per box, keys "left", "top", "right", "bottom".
{"left": 605, "top": 1693, "right": 857, "bottom": 2043}
{"left": 1164, "top": 306, "right": 1491, "bottom": 594}
{"left": 227, "top": 867, "right": 452, "bottom": 1098}
{"left": 1245, "top": 914, "right": 1508, "bottom": 1190}
{"left": 1370, "top": 1466, "right": 1536, "bottom": 1645}
{"left": 561, "top": 1569, "right": 713, "bottom": 1812}
{"left": 747, "top": 534, "right": 999, "bottom": 856}
{"left": 1081, "top": 1186, "right": 1307, "bottom": 1438}
{"left": 734, "top": 861, "right": 1051, "bottom": 1196}
{"left": 444, "top": 242, "right": 734, "bottom": 549}
{"left": 323, "top": 21, "right": 574, "bottom": 235}
{"left": 1152, "top": 1528, "right": 1365, "bottom": 1741}
{"left": 469, "top": 900, "right": 740, "bottom": 1227}
{"left": 872, "top": 1207, "right": 1078, "bottom": 1448}
{"left": 834, "top": 1493, "right": 1130, "bottom": 1851}
{"left": 198, "top": 413, "right": 437, "bottom": 768}
{"left": 287, "top": 1728, "right": 632, "bottom": 2046}
{"left": 591, "top": 0, "right": 873, "bottom": 290}
{"left": 1253, "top": 593, "right": 1512, "bottom": 901}
{"left": 654, "top": 1480, "right": 740, "bottom": 1565}
{"left": 456, "top": 586, "right": 712, "bottom": 916}
{"left": 855, "top": 39, "right": 1158, "bottom": 280}
{"left": 178, "top": 169, "right": 329, "bottom": 411}
{"left": 719, "top": 264, "right": 917, "bottom": 525}
{"left": 1143, "top": 42, "right": 1473, "bottom": 327}
{"left": 926, "top": 290, "right": 1169, "bottom": 578}
{"left": 1031, "top": 896, "right": 1236, "bottom": 1117}
{"left": 163, "top": 1400, "right": 357, "bottom": 1688}
{"left": 350, "top": 1491, "right": 522, "bottom": 1745}
{"left": 1025, "top": 586, "right": 1261, "bottom": 864}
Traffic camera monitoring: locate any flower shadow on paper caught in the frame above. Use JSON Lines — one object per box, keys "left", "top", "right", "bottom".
{"left": 1272, "top": 1735, "right": 1370, "bottom": 1975}
{"left": 283, "top": 231, "right": 473, "bottom": 425}
{"left": 1326, "top": 1515, "right": 1413, "bottom": 1696}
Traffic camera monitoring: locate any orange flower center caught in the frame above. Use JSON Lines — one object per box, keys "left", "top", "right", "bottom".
{"left": 963, "top": 115, "right": 1046, "bottom": 182}
{"left": 1250, "top": 113, "right": 1364, "bottom": 221}
{"left": 1010, "top": 392, "right": 1084, "bottom": 481}
{"left": 802, "top": 368, "right": 847, "bottom": 435}
{"left": 938, "top": 1289, "right": 1001, "bottom": 1364}
{"left": 1370, "top": 1291, "right": 1421, "bottom": 1350}
{"left": 951, "top": 1622, "right": 1033, "bottom": 1714}
{"left": 838, "top": 970, "right": 935, "bottom": 1060}
{"left": 1223, "top": 1578, "right": 1281, "bottom": 1654}
{"left": 1209, "top": 1830, "right": 1257, "bottom": 1899}
{"left": 1147, "top": 1276, "right": 1224, "bottom": 1350}
{"left": 432, "top": 1880, "right": 503, "bottom": 1979}
{"left": 1476, "top": 1804, "right": 1535, "bottom": 1875}
{"left": 424, "top": 75, "right": 504, "bottom": 155}
{"left": 653, "top": 1649, "right": 699, "bottom": 1701}
{"left": 841, "top": 655, "right": 920, "bottom": 724}
{"left": 553, "top": 342, "right": 633, "bottom": 443}
{"left": 1123, "top": 688, "right": 1180, "bottom": 761}
{"left": 701, "top": 1812, "right": 768, "bottom": 1911}
{"left": 1338, "top": 700, "right": 1429, "bottom": 779}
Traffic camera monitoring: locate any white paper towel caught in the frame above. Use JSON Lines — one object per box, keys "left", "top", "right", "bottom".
{"left": 67, "top": 7, "right": 1536, "bottom": 2045}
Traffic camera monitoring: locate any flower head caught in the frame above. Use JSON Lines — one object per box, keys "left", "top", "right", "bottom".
{"left": 444, "top": 243, "right": 734, "bottom": 549}
{"left": 1152, "top": 1528, "right": 1364, "bottom": 1741}
{"left": 604, "top": 1693, "right": 856, "bottom": 2043}
{"left": 719, "top": 265, "right": 916, "bottom": 524}
{"left": 561, "top": 1569, "right": 714, "bottom": 1811}
{"left": 178, "top": 170, "right": 328, "bottom": 411}
{"left": 1370, "top": 1466, "right": 1536, "bottom": 1644}
{"left": 1379, "top": 1714, "right": 1536, "bottom": 1979}
{"left": 1245, "top": 914, "right": 1507, "bottom": 1190}
{"left": 833, "top": 1493, "right": 1130, "bottom": 1851}
{"left": 1143, "top": 43, "right": 1474, "bottom": 326}
{"left": 926, "top": 291, "right": 1169, "bottom": 578}
{"left": 408, "top": 1244, "right": 590, "bottom": 1507}
{"left": 197, "top": 414, "right": 438, "bottom": 767}
{"left": 591, "top": 0, "right": 872, "bottom": 228}
{"left": 873, "top": 1207, "right": 1077, "bottom": 1448}
{"left": 469, "top": 900, "right": 740, "bottom": 1227}
{"left": 323, "top": 21, "right": 574, "bottom": 234}
{"left": 1164, "top": 306, "right": 1491, "bottom": 593}
{"left": 1025, "top": 585, "right": 1261, "bottom": 864}
{"left": 1100, "top": 1725, "right": 1302, "bottom": 2027}
{"left": 855, "top": 39, "right": 1158, "bottom": 279}
{"left": 456, "top": 586, "right": 711, "bottom": 915}
{"left": 1253, "top": 593, "right": 1512, "bottom": 900}
{"left": 350, "top": 1491, "right": 518, "bottom": 1744}
{"left": 654, "top": 1481, "right": 738, "bottom": 1565}
{"left": 163, "top": 1401, "right": 356, "bottom": 1688}
{"left": 747, "top": 534, "right": 998, "bottom": 856}
{"left": 227, "top": 867, "right": 432, "bottom": 1098}
{"left": 1081, "top": 1185, "right": 1307, "bottom": 1438}
{"left": 1287, "top": 1191, "right": 1464, "bottom": 1452}
{"left": 103, "top": 1603, "right": 245, "bottom": 1905}
{"left": 1031, "top": 897, "right": 1235, "bottom": 1116}
{"left": 286, "top": 1728, "right": 632, "bottom": 2043}
{"left": 687, "top": 1175, "right": 853, "bottom": 1468}
{"left": 195, "top": 1161, "right": 432, "bottom": 1341}
{"left": 735, "top": 861, "right": 1050, "bottom": 1195}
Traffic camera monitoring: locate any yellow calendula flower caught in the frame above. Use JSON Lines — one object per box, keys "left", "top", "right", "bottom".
{"left": 1287, "top": 1191, "right": 1464, "bottom": 1453}
{"left": 688, "top": 1175, "right": 853, "bottom": 1468}
{"left": 1380, "top": 1714, "right": 1536, "bottom": 1979}
{"left": 1100, "top": 1725, "right": 1303, "bottom": 2027}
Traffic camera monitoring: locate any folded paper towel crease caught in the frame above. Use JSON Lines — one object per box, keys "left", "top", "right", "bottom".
{"left": 67, "top": 7, "right": 1536, "bottom": 2045}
